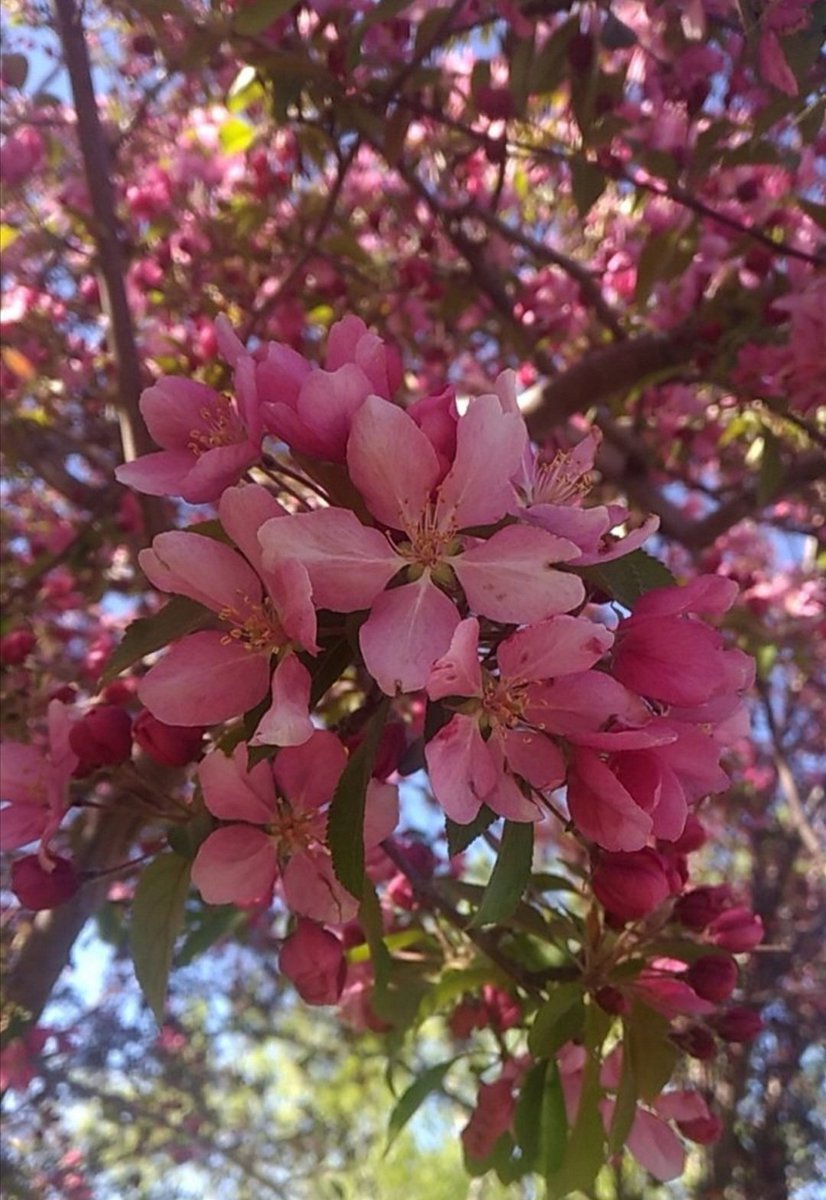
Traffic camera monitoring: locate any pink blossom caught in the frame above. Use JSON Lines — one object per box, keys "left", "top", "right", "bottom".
{"left": 138, "top": 484, "right": 316, "bottom": 732}
{"left": 115, "top": 374, "right": 260, "bottom": 503}
{"left": 425, "top": 614, "right": 612, "bottom": 823}
{"left": 191, "top": 732, "right": 398, "bottom": 923}
{"left": 259, "top": 393, "right": 584, "bottom": 694}
{"left": 280, "top": 919, "right": 347, "bottom": 1004}
{"left": 0, "top": 701, "right": 78, "bottom": 857}
{"left": 591, "top": 848, "right": 673, "bottom": 920}
{"left": 461, "top": 1075, "right": 516, "bottom": 1160}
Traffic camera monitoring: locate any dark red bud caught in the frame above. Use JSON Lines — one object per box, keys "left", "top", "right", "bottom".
{"left": 711, "top": 1006, "right": 763, "bottom": 1043}
{"left": 684, "top": 955, "right": 738, "bottom": 1003}
{"left": 671, "top": 1025, "right": 718, "bottom": 1061}
{"left": 595, "top": 985, "right": 631, "bottom": 1015}
{"left": 677, "top": 1114, "right": 724, "bottom": 1144}
{"left": 280, "top": 920, "right": 346, "bottom": 1006}
{"left": 12, "top": 855, "right": 79, "bottom": 910}
{"left": 133, "top": 710, "right": 204, "bottom": 767}
{"left": 69, "top": 706, "right": 132, "bottom": 774}
{"left": 0, "top": 629, "right": 36, "bottom": 665}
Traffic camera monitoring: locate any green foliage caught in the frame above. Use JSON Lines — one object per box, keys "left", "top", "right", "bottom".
{"left": 577, "top": 548, "right": 676, "bottom": 609}
{"left": 328, "top": 698, "right": 390, "bottom": 899}
{"left": 469, "top": 820, "right": 534, "bottom": 928}
{"left": 131, "top": 852, "right": 191, "bottom": 1023}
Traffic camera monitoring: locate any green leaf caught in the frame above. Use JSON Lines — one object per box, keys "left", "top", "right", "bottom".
{"left": 577, "top": 548, "right": 675, "bottom": 610}
{"left": 756, "top": 425, "right": 787, "bottom": 506}
{"left": 468, "top": 820, "right": 533, "bottom": 928}
{"left": 167, "top": 809, "right": 214, "bottom": 860}
{"left": 527, "top": 16, "right": 576, "bottom": 96}
{"left": 101, "top": 595, "right": 212, "bottom": 684}
{"left": 528, "top": 983, "right": 584, "bottom": 1057}
{"left": 626, "top": 1002, "right": 678, "bottom": 1101}
{"left": 358, "top": 880, "right": 393, "bottom": 1016}
{"left": 608, "top": 1025, "right": 638, "bottom": 1153}
{"left": 328, "top": 698, "right": 390, "bottom": 899}
{"left": 515, "top": 1060, "right": 567, "bottom": 1176}
{"left": 131, "top": 854, "right": 191, "bottom": 1023}
{"left": 219, "top": 117, "right": 256, "bottom": 155}
{"left": 545, "top": 1003, "right": 607, "bottom": 1198}
{"left": 233, "top": 0, "right": 297, "bottom": 35}
{"left": 385, "top": 1059, "right": 455, "bottom": 1152}
{"left": 177, "top": 904, "right": 245, "bottom": 967}
{"left": 415, "top": 965, "right": 494, "bottom": 1023}
{"left": 569, "top": 158, "right": 606, "bottom": 217}
{"left": 445, "top": 804, "right": 496, "bottom": 858}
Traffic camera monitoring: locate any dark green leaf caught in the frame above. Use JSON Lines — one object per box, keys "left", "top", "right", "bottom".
{"left": 358, "top": 880, "right": 393, "bottom": 1016}
{"left": 528, "top": 983, "right": 584, "bottom": 1057}
{"left": 446, "top": 804, "right": 496, "bottom": 858}
{"left": 515, "top": 1060, "right": 567, "bottom": 1176}
{"left": 569, "top": 158, "right": 606, "bottom": 217}
{"left": 167, "top": 809, "right": 214, "bottom": 860}
{"left": 328, "top": 698, "right": 389, "bottom": 898}
{"left": 757, "top": 426, "right": 787, "bottom": 506}
{"left": 131, "top": 854, "right": 191, "bottom": 1023}
{"left": 608, "top": 1025, "right": 638, "bottom": 1153}
{"left": 177, "top": 904, "right": 245, "bottom": 966}
{"left": 626, "top": 1001, "right": 678, "bottom": 1101}
{"left": 577, "top": 548, "right": 676, "bottom": 610}
{"left": 527, "top": 17, "right": 576, "bottom": 96}
{"left": 415, "top": 965, "right": 494, "bottom": 1023}
{"left": 101, "top": 595, "right": 212, "bottom": 684}
{"left": 468, "top": 820, "right": 533, "bottom": 928}
{"left": 234, "top": 0, "right": 298, "bottom": 36}
{"left": 385, "top": 1059, "right": 455, "bottom": 1152}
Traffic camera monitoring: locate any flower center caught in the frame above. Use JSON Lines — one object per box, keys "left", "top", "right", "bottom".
{"left": 481, "top": 677, "right": 528, "bottom": 731}
{"left": 219, "top": 596, "right": 284, "bottom": 655}
{"left": 397, "top": 502, "right": 456, "bottom": 571}
{"left": 267, "top": 803, "right": 324, "bottom": 856}
{"left": 187, "top": 396, "right": 241, "bottom": 456}
{"left": 533, "top": 450, "right": 591, "bottom": 506}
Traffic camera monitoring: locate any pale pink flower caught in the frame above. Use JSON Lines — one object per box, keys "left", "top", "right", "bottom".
{"left": 259, "top": 393, "right": 585, "bottom": 694}
{"left": 138, "top": 484, "right": 316, "bottom": 734}
{"left": 191, "top": 732, "right": 398, "bottom": 923}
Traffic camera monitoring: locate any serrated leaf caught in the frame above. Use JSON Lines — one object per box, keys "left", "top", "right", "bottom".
{"left": 528, "top": 983, "right": 584, "bottom": 1057}
{"left": 328, "top": 698, "right": 389, "bottom": 899}
{"left": 445, "top": 804, "right": 496, "bottom": 858}
{"left": 131, "top": 854, "right": 191, "bottom": 1023}
{"left": 219, "top": 117, "right": 256, "bottom": 155}
{"left": 176, "top": 904, "right": 244, "bottom": 966}
{"left": 233, "top": 0, "right": 297, "bottom": 35}
{"left": 101, "top": 595, "right": 212, "bottom": 685}
{"left": 626, "top": 1001, "right": 678, "bottom": 1101}
{"left": 577, "top": 548, "right": 675, "bottom": 610}
{"left": 468, "top": 820, "right": 533, "bottom": 928}
{"left": 569, "top": 158, "right": 606, "bottom": 217}
{"left": 385, "top": 1059, "right": 455, "bottom": 1152}
{"left": 515, "top": 1060, "right": 567, "bottom": 1176}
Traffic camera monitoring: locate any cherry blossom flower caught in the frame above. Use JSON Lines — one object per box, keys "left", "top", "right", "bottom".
{"left": 191, "top": 732, "right": 398, "bottom": 923}
{"left": 138, "top": 484, "right": 316, "bottom": 735}
{"left": 259, "top": 391, "right": 585, "bottom": 694}
{"left": 0, "top": 700, "right": 77, "bottom": 860}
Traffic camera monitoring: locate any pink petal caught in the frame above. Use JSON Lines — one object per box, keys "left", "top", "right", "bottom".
{"left": 627, "top": 1109, "right": 686, "bottom": 1182}
{"left": 567, "top": 749, "right": 652, "bottom": 851}
{"left": 139, "top": 531, "right": 261, "bottom": 614}
{"left": 435, "top": 395, "right": 526, "bottom": 529}
{"left": 426, "top": 617, "right": 483, "bottom": 701}
{"left": 116, "top": 450, "right": 198, "bottom": 498}
{"left": 498, "top": 615, "right": 613, "bottom": 683}
{"left": 180, "top": 442, "right": 259, "bottom": 504}
{"left": 0, "top": 803, "right": 49, "bottom": 850}
{"left": 632, "top": 575, "right": 738, "bottom": 619}
{"left": 138, "top": 632, "right": 270, "bottom": 726}
{"left": 296, "top": 362, "right": 374, "bottom": 462}
{"left": 525, "top": 672, "right": 651, "bottom": 738}
{"left": 655, "top": 1091, "right": 710, "bottom": 1123}
{"left": 523, "top": 504, "right": 610, "bottom": 554}
{"left": 218, "top": 483, "right": 287, "bottom": 577}
{"left": 484, "top": 768, "right": 544, "bottom": 822}
{"left": 363, "top": 780, "right": 399, "bottom": 847}
{"left": 214, "top": 313, "right": 245, "bottom": 366}
{"left": 192, "top": 826, "right": 277, "bottom": 905}
{"left": 282, "top": 849, "right": 358, "bottom": 924}
{"left": 359, "top": 575, "right": 460, "bottom": 695}
{"left": 503, "top": 729, "right": 565, "bottom": 790}
{"left": 348, "top": 395, "right": 441, "bottom": 531}
{"left": 0, "top": 744, "right": 49, "bottom": 806}
{"left": 273, "top": 729, "right": 348, "bottom": 811}
{"left": 424, "top": 714, "right": 498, "bottom": 823}
{"left": 197, "top": 744, "right": 276, "bottom": 824}
{"left": 613, "top": 617, "right": 725, "bottom": 706}
{"left": 251, "top": 656, "right": 313, "bottom": 747}
{"left": 574, "top": 514, "right": 661, "bottom": 565}
{"left": 258, "top": 508, "right": 400, "bottom": 611}
{"left": 454, "top": 525, "right": 584, "bottom": 624}
{"left": 267, "top": 558, "right": 318, "bottom": 654}
{"left": 139, "top": 377, "right": 225, "bottom": 450}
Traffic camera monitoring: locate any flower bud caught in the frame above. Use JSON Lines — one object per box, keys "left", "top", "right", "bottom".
{"left": 668, "top": 814, "right": 707, "bottom": 855}
{"left": 280, "top": 920, "right": 346, "bottom": 1006}
{"left": 482, "top": 985, "right": 521, "bottom": 1032}
{"left": 69, "top": 706, "right": 132, "bottom": 774}
{"left": 677, "top": 1114, "right": 724, "bottom": 1144}
{"left": 592, "top": 848, "right": 672, "bottom": 922}
{"left": 386, "top": 872, "right": 416, "bottom": 910}
{"left": 711, "top": 1006, "right": 763, "bottom": 1043}
{"left": 671, "top": 1025, "right": 718, "bottom": 1061}
{"left": 0, "top": 629, "right": 36, "bottom": 665}
{"left": 708, "top": 906, "right": 764, "bottom": 952}
{"left": 12, "top": 854, "right": 79, "bottom": 910}
{"left": 133, "top": 710, "right": 204, "bottom": 767}
{"left": 595, "top": 986, "right": 631, "bottom": 1016}
{"left": 673, "top": 885, "right": 733, "bottom": 931}
{"left": 684, "top": 955, "right": 738, "bottom": 1003}
{"left": 448, "top": 999, "right": 488, "bottom": 1039}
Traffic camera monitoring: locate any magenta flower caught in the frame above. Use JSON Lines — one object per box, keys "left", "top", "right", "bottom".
{"left": 115, "top": 371, "right": 260, "bottom": 503}
{"left": 259, "top": 393, "right": 585, "bottom": 694}
{"left": 424, "top": 614, "right": 613, "bottom": 823}
{"left": 0, "top": 700, "right": 77, "bottom": 856}
{"left": 191, "top": 732, "right": 399, "bottom": 923}
{"left": 138, "top": 484, "right": 316, "bottom": 734}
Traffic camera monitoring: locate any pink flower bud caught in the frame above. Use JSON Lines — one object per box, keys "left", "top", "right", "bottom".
{"left": 280, "top": 920, "right": 346, "bottom": 1006}
{"left": 0, "top": 628, "right": 36, "bottom": 664}
{"left": 482, "top": 985, "right": 521, "bottom": 1032}
{"left": 69, "top": 706, "right": 132, "bottom": 774}
{"left": 677, "top": 1114, "right": 724, "bottom": 1144}
{"left": 12, "top": 854, "right": 79, "bottom": 910}
{"left": 684, "top": 955, "right": 738, "bottom": 1003}
{"left": 461, "top": 1077, "right": 515, "bottom": 1161}
{"left": 595, "top": 985, "right": 631, "bottom": 1016}
{"left": 449, "top": 999, "right": 488, "bottom": 1039}
{"left": 133, "top": 711, "right": 204, "bottom": 767}
{"left": 386, "top": 872, "right": 416, "bottom": 910}
{"left": 668, "top": 814, "right": 707, "bottom": 855}
{"left": 592, "top": 848, "right": 672, "bottom": 922}
{"left": 708, "top": 906, "right": 764, "bottom": 952}
{"left": 711, "top": 1006, "right": 763, "bottom": 1043}
{"left": 673, "top": 885, "right": 733, "bottom": 931}
{"left": 671, "top": 1025, "right": 718, "bottom": 1061}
